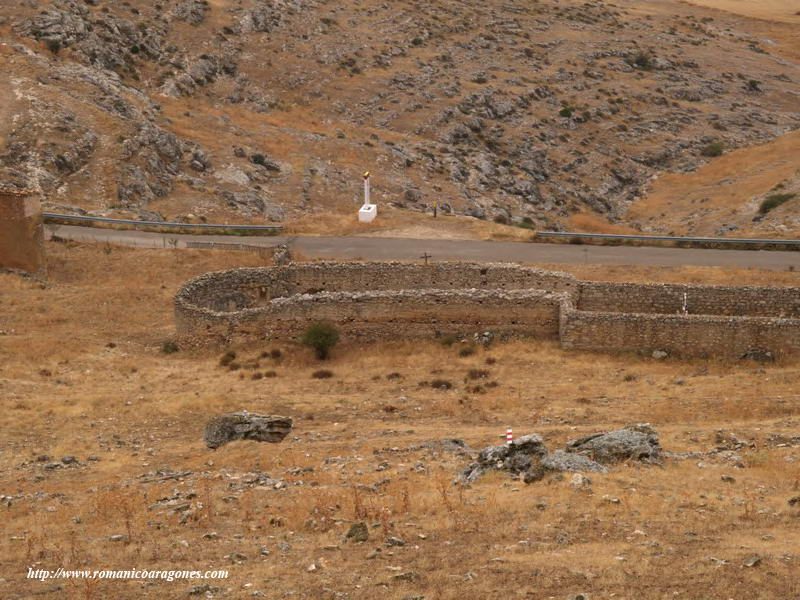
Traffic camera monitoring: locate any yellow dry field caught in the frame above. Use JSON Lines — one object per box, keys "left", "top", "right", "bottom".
{"left": 2, "top": 243, "right": 800, "bottom": 599}
{"left": 682, "top": 0, "right": 800, "bottom": 24}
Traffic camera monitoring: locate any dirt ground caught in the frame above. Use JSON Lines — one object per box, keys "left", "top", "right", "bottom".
{"left": 1, "top": 243, "right": 800, "bottom": 599}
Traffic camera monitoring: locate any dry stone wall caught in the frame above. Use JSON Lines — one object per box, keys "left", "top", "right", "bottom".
{"left": 175, "top": 262, "right": 575, "bottom": 346}
{"left": 579, "top": 281, "right": 800, "bottom": 318}
{"left": 175, "top": 261, "right": 800, "bottom": 358}
{"left": 561, "top": 311, "right": 800, "bottom": 358}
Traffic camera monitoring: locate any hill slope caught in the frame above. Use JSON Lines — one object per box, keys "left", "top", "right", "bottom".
{"left": 1, "top": 0, "right": 799, "bottom": 233}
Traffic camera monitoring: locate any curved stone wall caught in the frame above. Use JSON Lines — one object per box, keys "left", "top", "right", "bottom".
{"left": 175, "top": 260, "right": 800, "bottom": 358}
{"left": 175, "top": 262, "right": 577, "bottom": 345}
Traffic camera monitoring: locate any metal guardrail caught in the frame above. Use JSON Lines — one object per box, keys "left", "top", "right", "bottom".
{"left": 43, "top": 212, "right": 284, "bottom": 231}
{"left": 537, "top": 231, "right": 800, "bottom": 246}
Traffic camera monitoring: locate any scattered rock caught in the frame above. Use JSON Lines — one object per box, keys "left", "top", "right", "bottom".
{"left": 569, "top": 473, "right": 592, "bottom": 490}
{"left": 740, "top": 348, "right": 774, "bottom": 363}
{"left": 651, "top": 350, "right": 668, "bottom": 360}
{"left": 204, "top": 412, "right": 292, "bottom": 449}
{"left": 743, "top": 556, "right": 762, "bottom": 568}
{"left": 386, "top": 536, "right": 406, "bottom": 547}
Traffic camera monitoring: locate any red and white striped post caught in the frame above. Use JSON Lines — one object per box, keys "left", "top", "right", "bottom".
{"left": 506, "top": 428, "right": 513, "bottom": 445}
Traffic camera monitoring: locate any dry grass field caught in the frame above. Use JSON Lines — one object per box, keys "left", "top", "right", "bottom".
{"left": 2, "top": 243, "right": 800, "bottom": 599}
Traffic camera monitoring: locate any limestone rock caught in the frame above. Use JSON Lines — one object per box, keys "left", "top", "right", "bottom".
{"left": 204, "top": 412, "right": 292, "bottom": 449}
{"left": 457, "top": 434, "right": 547, "bottom": 483}
{"left": 565, "top": 424, "right": 661, "bottom": 464}
{"left": 272, "top": 244, "right": 292, "bottom": 266}
{"left": 740, "top": 348, "right": 774, "bottom": 363}
{"left": 541, "top": 450, "right": 607, "bottom": 473}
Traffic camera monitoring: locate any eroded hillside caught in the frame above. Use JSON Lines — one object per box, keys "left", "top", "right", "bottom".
{"left": 1, "top": 0, "right": 799, "bottom": 232}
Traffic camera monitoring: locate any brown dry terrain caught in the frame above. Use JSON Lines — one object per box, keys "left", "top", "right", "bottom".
{"left": 2, "top": 0, "right": 800, "bottom": 240}
{"left": 2, "top": 243, "right": 800, "bottom": 599}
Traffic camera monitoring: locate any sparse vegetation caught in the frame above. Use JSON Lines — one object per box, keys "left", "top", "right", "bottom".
{"left": 466, "top": 368, "right": 489, "bottom": 380}
{"left": 759, "top": 193, "right": 797, "bottom": 214}
{"left": 311, "top": 369, "right": 334, "bottom": 379}
{"left": 701, "top": 141, "right": 725, "bottom": 157}
{"left": 429, "top": 378, "right": 453, "bottom": 390}
{"left": 219, "top": 350, "right": 237, "bottom": 367}
{"left": 160, "top": 340, "right": 179, "bottom": 354}
{"left": 301, "top": 321, "right": 340, "bottom": 360}
{"left": 439, "top": 333, "right": 460, "bottom": 347}
{"left": 626, "top": 50, "right": 655, "bottom": 70}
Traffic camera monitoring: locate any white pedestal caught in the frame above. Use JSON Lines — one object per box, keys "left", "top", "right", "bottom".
{"left": 358, "top": 204, "right": 377, "bottom": 223}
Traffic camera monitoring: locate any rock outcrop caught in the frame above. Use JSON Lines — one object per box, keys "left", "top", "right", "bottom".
{"left": 459, "top": 425, "right": 661, "bottom": 484}
{"left": 457, "top": 434, "right": 548, "bottom": 484}
{"left": 565, "top": 424, "right": 661, "bottom": 464}
{"left": 204, "top": 411, "right": 292, "bottom": 449}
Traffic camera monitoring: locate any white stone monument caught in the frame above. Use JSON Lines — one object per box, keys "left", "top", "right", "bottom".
{"left": 358, "top": 171, "right": 377, "bottom": 222}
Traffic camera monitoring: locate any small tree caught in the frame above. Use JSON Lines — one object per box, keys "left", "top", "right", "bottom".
{"left": 301, "top": 321, "right": 340, "bottom": 360}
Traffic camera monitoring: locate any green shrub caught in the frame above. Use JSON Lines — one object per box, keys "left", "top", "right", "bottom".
{"left": 430, "top": 379, "right": 453, "bottom": 390}
{"left": 219, "top": 350, "right": 236, "bottom": 366}
{"left": 701, "top": 141, "right": 725, "bottom": 157}
{"left": 559, "top": 106, "right": 574, "bottom": 118}
{"left": 759, "top": 193, "right": 796, "bottom": 215}
{"left": 467, "top": 369, "right": 489, "bottom": 380}
{"left": 626, "top": 50, "right": 654, "bottom": 70}
{"left": 439, "top": 333, "right": 460, "bottom": 347}
{"left": 301, "top": 321, "right": 340, "bottom": 360}
{"left": 161, "top": 340, "right": 179, "bottom": 354}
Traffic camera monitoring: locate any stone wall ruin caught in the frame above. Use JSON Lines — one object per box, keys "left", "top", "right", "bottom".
{"left": 174, "top": 261, "right": 800, "bottom": 359}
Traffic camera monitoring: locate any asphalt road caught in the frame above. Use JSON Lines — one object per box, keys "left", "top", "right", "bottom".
{"left": 46, "top": 224, "right": 800, "bottom": 270}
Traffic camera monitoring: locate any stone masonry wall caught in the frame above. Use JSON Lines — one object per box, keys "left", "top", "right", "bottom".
{"left": 0, "top": 188, "right": 46, "bottom": 275}
{"left": 175, "top": 261, "right": 800, "bottom": 358}
{"left": 179, "top": 262, "right": 578, "bottom": 313}
{"left": 579, "top": 281, "right": 800, "bottom": 318}
{"left": 561, "top": 309, "right": 800, "bottom": 358}
{"left": 176, "top": 287, "right": 566, "bottom": 346}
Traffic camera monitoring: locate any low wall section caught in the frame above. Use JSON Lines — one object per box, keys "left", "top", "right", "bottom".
{"left": 177, "top": 288, "right": 566, "bottom": 346}
{"left": 561, "top": 309, "right": 800, "bottom": 358}
{"left": 578, "top": 281, "right": 800, "bottom": 318}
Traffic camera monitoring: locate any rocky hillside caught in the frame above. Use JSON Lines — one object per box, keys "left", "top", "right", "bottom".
{"left": 1, "top": 0, "right": 799, "bottom": 232}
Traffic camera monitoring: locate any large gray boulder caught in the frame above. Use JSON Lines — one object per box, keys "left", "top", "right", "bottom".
{"left": 204, "top": 412, "right": 292, "bottom": 449}
{"left": 457, "top": 434, "right": 547, "bottom": 483}
{"left": 565, "top": 424, "right": 661, "bottom": 464}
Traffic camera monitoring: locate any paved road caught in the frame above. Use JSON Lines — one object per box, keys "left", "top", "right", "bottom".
{"left": 46, "top": 224, "right": 800, "bottom": 270}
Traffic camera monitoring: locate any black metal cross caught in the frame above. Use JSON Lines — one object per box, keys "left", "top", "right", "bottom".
{"left": 420, "top": 252, "right": 432, "bottom": 265}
